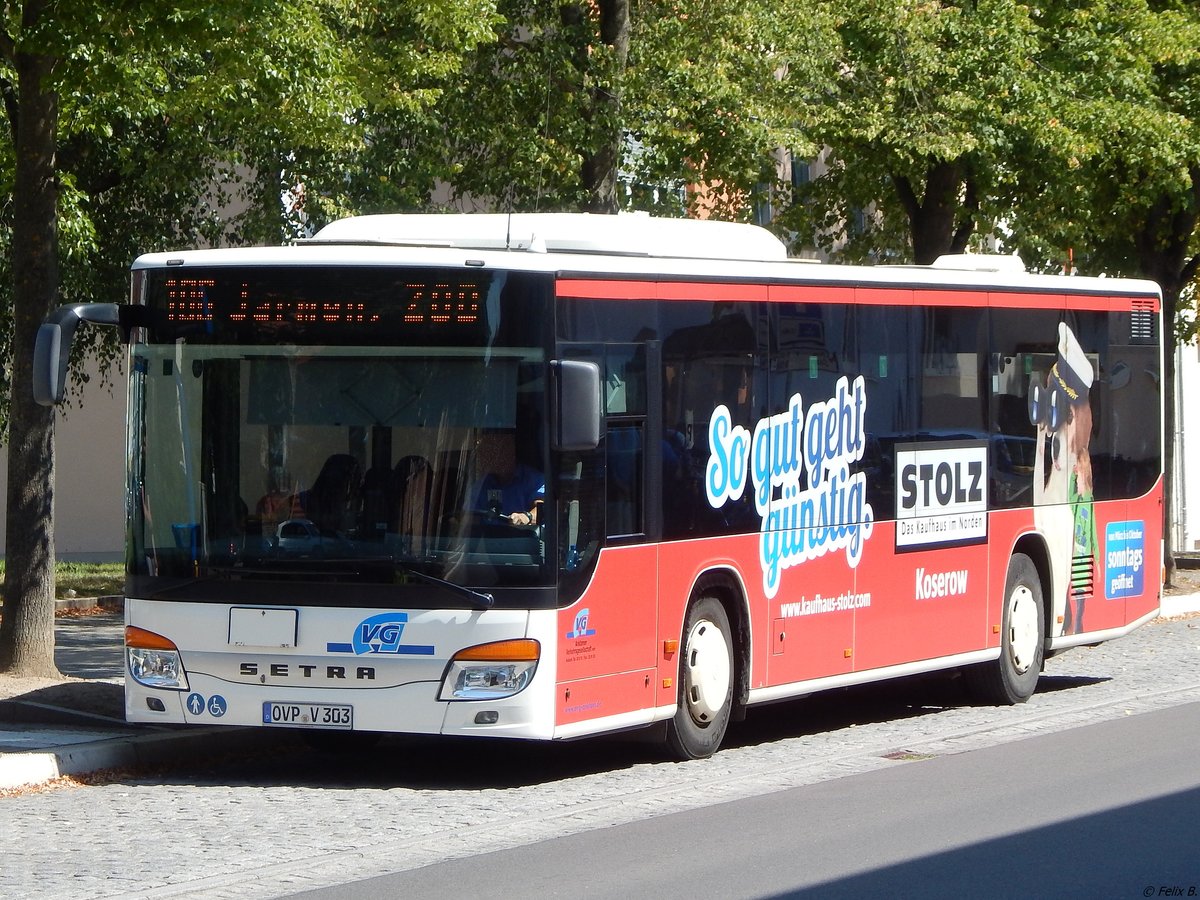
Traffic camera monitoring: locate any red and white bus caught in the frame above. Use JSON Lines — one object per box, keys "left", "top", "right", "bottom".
{"left": 35, "top": 213, "right": 1163, "bottom": 758}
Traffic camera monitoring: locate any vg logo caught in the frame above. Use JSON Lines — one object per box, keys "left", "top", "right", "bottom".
{"left": 355, "top": 613, "right": 407, "bottom": 654}
{"left": 327, "top": 612, "right": 435, "bottom": 656}
{"left": 566, "top": 607, "right": 596, "bottom": 640}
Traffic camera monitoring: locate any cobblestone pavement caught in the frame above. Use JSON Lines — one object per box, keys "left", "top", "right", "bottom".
{"left": 6, "top": 615, "right": 1199, "bottom": 900}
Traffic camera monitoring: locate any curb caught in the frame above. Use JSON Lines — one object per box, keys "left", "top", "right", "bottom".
{"left": 53, "top": 594, "right": 124, "bottom": 614}
{"left": 1159, "top": 592, "right": 1200, "bottom": 618}
{"left": 0, "top": 725, "right": 291, "bottom": 791}
{"left": 1, "top": 595, "right": 123, "bottom": 615}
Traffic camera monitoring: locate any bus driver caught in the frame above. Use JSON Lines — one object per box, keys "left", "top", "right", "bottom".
{"left": 473, "top": 430, "right": 544, "bottom": 526}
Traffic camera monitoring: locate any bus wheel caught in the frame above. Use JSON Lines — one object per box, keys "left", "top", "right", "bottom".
{"left": 667, "top": 595, "right": 734, "bottom": 760}
{"left": 965, "top": 552, "right": 1044, "bottom": 705}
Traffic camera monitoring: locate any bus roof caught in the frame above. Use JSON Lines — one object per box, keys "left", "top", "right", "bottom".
{"left": 308, "top": 212, "right": 789, "bottom": 262}
{"left": 131, "top": 213, "right": 1161, "bottom": 300}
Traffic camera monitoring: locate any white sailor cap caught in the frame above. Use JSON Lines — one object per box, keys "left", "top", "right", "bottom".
{"left": 1050, "top": 322, "right": 1093, "bottom": 404}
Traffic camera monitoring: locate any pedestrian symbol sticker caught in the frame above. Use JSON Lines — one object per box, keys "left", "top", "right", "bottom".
{"left": 207, "top": 695, "right": 227, "bottom": 717}
{"left": 186, "top": 693, "right": 205, "bottom": 716}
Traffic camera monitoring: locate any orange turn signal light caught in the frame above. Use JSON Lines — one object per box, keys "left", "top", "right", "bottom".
{"left": 124, "top": 626, "right": 178, "bottom": 651}
{"left": 452, "top": 638, "right": 540, "bottom": 662}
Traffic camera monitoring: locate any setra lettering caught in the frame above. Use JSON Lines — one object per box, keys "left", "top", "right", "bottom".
{"left": 238, "top": 662, "right": 376, "bottom": 681}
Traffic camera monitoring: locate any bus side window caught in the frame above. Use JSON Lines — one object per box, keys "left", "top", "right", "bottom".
{"left": 607, "top": 424, "right": 643, "bottom": 537}
{"left": 558, "top": 452, "right": 604, "bottom": 594}
{"left": 990, "top": 308, "right": 1061, "bottom": 509}
{"left": 856, "top": 305, "right": 911, "bottom": 521}
{"left": 661, "top": 300, "right": 763, "bottom": 539}
{"left": 915, "top": 307, "right": 987, "bottom": 434}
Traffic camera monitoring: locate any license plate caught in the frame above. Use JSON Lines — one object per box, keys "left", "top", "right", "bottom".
{"left": 262, "top": 701, "right": 353, "bottom": 729}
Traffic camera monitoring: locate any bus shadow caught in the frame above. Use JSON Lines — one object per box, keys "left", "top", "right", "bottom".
{"left": 729, "top": 670, "right": 1112, "bottom": 751}
{"left": 129, "top": 729, "right": 670, "bottom": 791}
{"left": 728, "top": 672, "right": 974, "bottom": 750}
{"left": 1034, "top": 673, "right": 1110, "bottom": 693}
{"left": 122, "top": 670, "right": 1113, "bottom": 791}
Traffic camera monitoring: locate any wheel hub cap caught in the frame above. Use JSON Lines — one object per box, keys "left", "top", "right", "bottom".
{"left": 1008, "top": 584, "right": 1038, "bottom": 674}
{"left": 684, "top": 619, "right": 731, "bottom": 724}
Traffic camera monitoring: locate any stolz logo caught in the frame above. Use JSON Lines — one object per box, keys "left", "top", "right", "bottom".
{"left": 704, "top": 375, "right": 874, "bottom": 599}
{"left": 895, "top": 442, "right": 988, "bottom": 550}
{"left": 326, "top": 613, "right": 435, "bottom": 656}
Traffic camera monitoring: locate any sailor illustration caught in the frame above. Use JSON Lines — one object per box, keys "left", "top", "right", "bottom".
{"left": 1030, "top": 322, "right": 1096, "bottom": 636}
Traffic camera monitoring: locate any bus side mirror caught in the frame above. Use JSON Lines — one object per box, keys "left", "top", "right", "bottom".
{"left": 33, "top": 321, "right": 66, "bottom": 405}
{"left": 33, "top": 303, "right": 141, "bottom": 406}
{"left": 552, "top": 359, "right": 601, "bottom": 451}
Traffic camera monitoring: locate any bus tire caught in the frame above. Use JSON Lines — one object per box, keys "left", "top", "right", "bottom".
{"left": 965, "top": 552, "right": 1044, "bottom": 705}
{"left": 667, "top": 595, "right": 734, "bottom": 760}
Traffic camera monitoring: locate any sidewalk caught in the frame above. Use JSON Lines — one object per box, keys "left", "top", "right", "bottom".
{"left": 0, "top": 610, "right": 285, "bottom": 790}
{"left": 2, "top": 593, "right": 1199, "bottom": 791}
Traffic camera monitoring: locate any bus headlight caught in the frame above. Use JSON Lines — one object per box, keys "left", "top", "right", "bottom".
{"left": 439, "top": 638, "right": 540, "bottom": 701}
{"left": 125, "top": 626, "right": 189, "bottom": 690}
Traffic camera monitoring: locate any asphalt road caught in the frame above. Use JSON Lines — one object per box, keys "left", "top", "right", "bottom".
{"left": 288, "top": 701, "right": 1200, "bottom": 899}
{"left": 5, "top": 614, "right": 1200, "bottom": 900}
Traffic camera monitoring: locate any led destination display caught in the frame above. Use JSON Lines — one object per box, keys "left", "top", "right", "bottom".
{"left": 143, "top": 266, "right": 508, "bottom": 345}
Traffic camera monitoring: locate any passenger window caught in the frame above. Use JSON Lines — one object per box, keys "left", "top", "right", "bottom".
{"left": 915, "top": 307, "right": 987, "bottom": 435}
{"left": 856, "top": 305, "right": 911, "bottom": 521}
{"left": 607, "top": 424, "right": 644, "bottom": 537}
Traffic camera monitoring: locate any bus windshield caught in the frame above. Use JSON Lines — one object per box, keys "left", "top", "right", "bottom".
{"left": 127, "top": 267, "right": 553, "bottom": 598}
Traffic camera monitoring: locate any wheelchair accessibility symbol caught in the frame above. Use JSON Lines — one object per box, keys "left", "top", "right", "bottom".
{"left": 206, "top": 695, "right": 227, "bottom": 718}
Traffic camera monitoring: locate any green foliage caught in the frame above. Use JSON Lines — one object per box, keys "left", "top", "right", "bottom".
{"left": 774, "top": 0, "right": 1047, "bottom": 263}
{"left": 0, "top": 0, "right": 505, "bottom": 672}
{"left": 415, "top": 0, "right": 811, "bottom": 218}
{"left": 427, "top": 0, "right": 616, "bottom": 213}
{"left": 625, "top": 0, "right": 824, "bottom": 218}
{"left": 1003, "top": 1, "right": 1197, "bottom": 276}
{"left": 0, "top": 0, "right": 501, "bottom": 429}
{"left": 769, "top": 0, "right": 1200, "bottom": 313}
{"left": 1014, "top": 1, "right": 1200, "bottom": 297}
{"left": 275, "top": 0, "right": 501, "bottom": 229}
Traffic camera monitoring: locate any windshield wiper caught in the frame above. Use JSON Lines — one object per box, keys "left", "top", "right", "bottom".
{"left": 201, "top": 558, "right": 494, "bottom": 609}
{"left": 397, "top": 565, "right": 495, "bottom": 610}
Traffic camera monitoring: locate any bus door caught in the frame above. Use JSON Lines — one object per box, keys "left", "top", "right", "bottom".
{"left": 555, "top": 342, "right": 661, "bottom": 726}
{"left": 763, "top": 300, "right": 858, "bottom": 685}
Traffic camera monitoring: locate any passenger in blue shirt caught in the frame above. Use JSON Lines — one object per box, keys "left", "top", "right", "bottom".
{"left": 473, "top": 431, "right": 544, "bottom": 526}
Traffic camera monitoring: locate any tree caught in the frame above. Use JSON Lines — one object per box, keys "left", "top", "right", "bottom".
{"left": 1004, "top": 0, "right": 1200, "bottom": 581}
{"left": 426, "top": 0, "right": 808, "bottom": 219}
{"left": 569, "top": 0, "right": 630, "bottom": 213}
{"left": 624, "top": 0, "right": 826, "bottom": 218}
{"left": 774, "top": 0, "right": 1055, "bottom": 263}
{"left": 249, "top": 1, "right": 500, "bottom": 231}
{"left": 424, "top": 0, "right": 633, "bottom": 214}
{"left": 0, "top": 0, "right": 494, "bottom": 675}
{"left": 0, "top": 1, "right": 350, "bottom": 676}
{"left": 1, "top": 5, "right": 60, "bottom": 676}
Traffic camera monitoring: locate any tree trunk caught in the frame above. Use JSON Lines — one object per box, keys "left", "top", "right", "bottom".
{"left": 893, "top": 159, "right": 977, "bottom": 265}
{"left": 579, "top": 0, "right": 629, "bottom": 214}
{"left": 0, "top": 50, "right": 60, "bottom": 677}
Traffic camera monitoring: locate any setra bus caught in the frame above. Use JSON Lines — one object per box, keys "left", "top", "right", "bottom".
{"left": 33, "top": 213, "right": 1163, "bottom": 759}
